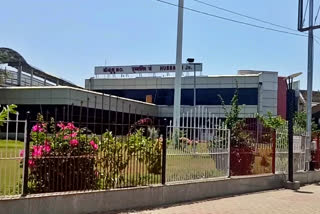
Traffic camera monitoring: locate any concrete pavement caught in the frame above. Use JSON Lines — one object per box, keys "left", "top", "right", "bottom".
{"left": 121, "top": 184, "right": 320, "bottom": 214}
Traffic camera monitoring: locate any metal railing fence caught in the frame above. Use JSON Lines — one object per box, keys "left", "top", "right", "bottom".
{"left": 165, "top": 106, "right": 230, "bottom": 182}
{"left": 0, "top": 114, "right": 27, "bottom": 197}
{"left": 276, "top": 123, "right": 307, "bottom": 173}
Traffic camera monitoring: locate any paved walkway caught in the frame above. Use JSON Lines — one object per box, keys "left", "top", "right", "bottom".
{"left": 121, "top": 184, "right": 320, "bottom": 214}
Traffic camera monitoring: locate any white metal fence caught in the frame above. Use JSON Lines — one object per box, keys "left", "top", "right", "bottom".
{"left": 275, "top": 123, "right": 306, "bottom": 173}
{"left": 0, "top": 114, "right": 27, "bottom": 197}
{"left": 166, "top": 106, "right": 230, "bottom": 182}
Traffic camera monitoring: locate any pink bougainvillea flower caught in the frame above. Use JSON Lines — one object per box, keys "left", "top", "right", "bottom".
{"left": 32, "top": 124, "right": 44, "bottom": 133}
{"left": 70, "top": 132, "right": 77, "bottom": 138}
{"left": 43, "top": 145, "right": 51, "bottom": 153}
{"left": 57, "top": 122, "right": 65, "bottom": 129}
{"left": 70, "top": 139, "right": 79, "bottom": 147}
{"left": 19, "top": 149, "right": 24, "bottom": 158}
{"left": 63, "top": 135, "right": 70, "bottom": 140}
{"left": 65, "top": 122, "right": 76, "bottom": 131}
{"left": 28, "top": 159, "right": 35, "bottom": 168}
{"left": 90, "top": 140, "right": 98, "bottom": 150}
{"left": 44, "top": 140, "right": 50, "bottom": 146}
{"left": 32, "top": 145, "right": 43, "bottom": 157}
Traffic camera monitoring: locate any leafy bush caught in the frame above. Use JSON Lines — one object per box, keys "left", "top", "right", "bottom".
{"left": 28, "top": 115, "right": 99, "bottom": 193}
{"left": 25, "top": 115, "right": 162, "bottom": 192}
{"left": 0, "top": 104, "right": 17, "bottom": 126}
{"left": 256, "top": 112, "right": 285, "bottom": 129}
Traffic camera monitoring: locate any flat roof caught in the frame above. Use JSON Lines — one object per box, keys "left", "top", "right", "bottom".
{"left": 1, "top": 86, "right": 156, "bottom": 106}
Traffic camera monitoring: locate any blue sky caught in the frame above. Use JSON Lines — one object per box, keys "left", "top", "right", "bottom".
{"left": 1, "top": 0, "right": 319, "bottom": 89}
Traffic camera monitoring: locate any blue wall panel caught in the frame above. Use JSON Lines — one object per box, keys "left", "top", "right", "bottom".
{"left": 97, "top": 88, "right": 258, "bottom": 106}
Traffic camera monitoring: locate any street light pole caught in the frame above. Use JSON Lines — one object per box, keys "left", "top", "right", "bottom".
{"left": 287, "top": 77, "right": 295, "bottom": 182}
{"left": 173, "top": 0, "right": 184, "bottom": 129}
{"left": 286, "top": 72, "right": 302, "bottom": 187}
{"left": 187, "top": 58, "right": 196, "bottom": 107}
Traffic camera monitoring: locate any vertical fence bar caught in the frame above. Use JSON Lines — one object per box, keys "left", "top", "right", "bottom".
{"left": 86, "top": 97, "right": 89, "bottom": 143}
{"left": 317, "top": 134, "right": 320, "bottom": 169}
{"left": 272, "top": 130, "right": 276, "bottom": 174}
{"left": 13, "top": 112, "right": 20, "bottom": 195}
{"left": 162, "top": 132, "right": 167, "bottom": 185}
{"left": 22, "top": 112, "right": 31, "bottom": 196}
{"left": 121, "top": 101, "right": 125, "bottom": 187}
{"left": 94, "top": 96, "right": 97, "bottom": 133}
{"left": 127, "top": 105, "right": 131, "bottom": 186}
{"left": 227, "top": 129, "right": 231, "bottom": 178}
{"left": 114, "top": 98, "right": 118, "bottom": 189}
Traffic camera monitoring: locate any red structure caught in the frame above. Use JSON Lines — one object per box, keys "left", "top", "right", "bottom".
{"left": 277, "top": 77, "right": 287, "bottom": 119}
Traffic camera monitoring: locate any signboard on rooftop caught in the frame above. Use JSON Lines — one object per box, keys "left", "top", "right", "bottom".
{"left": 94, "top": 63, "right": 203, "bottom": 75}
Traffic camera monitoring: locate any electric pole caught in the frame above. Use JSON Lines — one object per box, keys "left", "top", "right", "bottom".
{"left": 173, "top": 0, "right": 184, "bottom": 129}
{"left": 306, "top": 0, "right": 314, "bottom": 170}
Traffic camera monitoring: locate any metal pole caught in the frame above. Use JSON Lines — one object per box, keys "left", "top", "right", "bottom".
{"left": 306, "top": 0, "right": 314, "bottom": 170}
{"left": 161, "top": 134, "right": 167, "bottom": 185}
{"left": 193, "top": 63, "right": 196, "bottom": 107}
{"left": 173, "top": 0, "right": 184, "bottom": 129}
{"left": 287, "top": 79, "right": 294, "bottom": 182}
{"left": 22, "top": 112, "right": 31, "bottom": 196}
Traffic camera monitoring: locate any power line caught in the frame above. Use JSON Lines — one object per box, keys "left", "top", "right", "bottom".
{"left": 315, "top": 4, "right": 320, "bottom": 24}
{"left": 155, "top": 0, "right": 307, "bottom": 38}
{"left": 193, "top": 0, "right": 320, "bottom": 42}
{"left": 191, "top": 0, "right": 299, "bottom": 33}
{"left": 303, "top": 0, "right": 309, "bottom": 26}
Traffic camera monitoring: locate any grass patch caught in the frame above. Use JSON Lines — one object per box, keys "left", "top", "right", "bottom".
{"left": 166, "top": 144, "right": 225, "bottom": 182}
{"left": 0, "top": 139, "right": 24, "bottom": 196}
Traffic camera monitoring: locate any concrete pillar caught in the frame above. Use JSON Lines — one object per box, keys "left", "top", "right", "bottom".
{"left": 17, "top": 62, "right": 22, "bottom": 86}
{"left": 30, "top": 69, "right": 33, "bottom": 86}
{"left": 257, "top": 82, "right": 263, "bottom": 114}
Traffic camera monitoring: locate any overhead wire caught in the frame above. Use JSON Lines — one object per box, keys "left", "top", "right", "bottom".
{"left": 303, "top": 0, "right": 310, "bottom": 26}
{"left": 193, "top": 0, "right": 320, "bottom": 42}
{"left": 155, "top": 0, "right": 308, "bottom": 38}
{"left": 314, "top": 4, "right": 320, "bottom": 24}
{"left": 191, "top": 0, "right": 300, "bottom": 34}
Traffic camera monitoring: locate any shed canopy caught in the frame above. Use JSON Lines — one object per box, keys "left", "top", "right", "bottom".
{"left": 0, "top": 47, "right": 79, "bottom": 87}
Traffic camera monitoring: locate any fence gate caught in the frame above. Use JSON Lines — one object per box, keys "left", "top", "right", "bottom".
{"left": 0, "top": 114, "right": 27, "bottom": 197}
{"left": 276, "top": 123, "right": 307, "bottom": 173}
{"left": 166, "top": 106, "right": 230, "bottom": 183}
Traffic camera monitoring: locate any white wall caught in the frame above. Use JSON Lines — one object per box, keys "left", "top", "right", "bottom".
{"left": 85, "top": 71, "right": 279, "bottom": 118}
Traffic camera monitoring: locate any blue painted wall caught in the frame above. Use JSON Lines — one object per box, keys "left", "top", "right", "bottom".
{"left": 96, "top": 88, "right": 258, "bottom": 106}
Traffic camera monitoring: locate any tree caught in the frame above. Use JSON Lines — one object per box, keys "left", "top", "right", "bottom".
{"left": 218, "top": 87, "right": 242, "bottom": 130}
{"left": 219, "top": 86, "right": 255, "bottom": 175}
